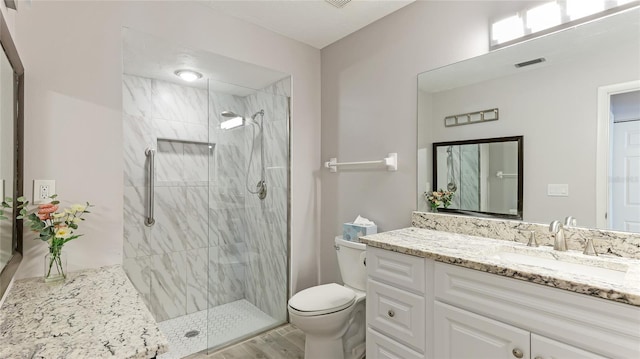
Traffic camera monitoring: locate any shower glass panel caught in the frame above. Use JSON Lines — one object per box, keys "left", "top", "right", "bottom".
{"left": 122, "top": 28, "right": 290, "bottom": 359}
{"left": 206, "top": 78, "right": 290, "bottom": 352}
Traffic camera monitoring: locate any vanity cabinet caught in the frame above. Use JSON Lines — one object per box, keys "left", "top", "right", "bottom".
{"left": 434, "top": 302, "right": 607, "bottom": 359}
{"left": 365, "top": 246, "right": 640, "bottom": 359}
{"left": 366, "top": 246, "right": 430, "bottom": 359}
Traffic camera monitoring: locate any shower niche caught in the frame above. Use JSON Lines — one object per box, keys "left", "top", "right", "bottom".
{"left": 122, "top": 28, "right": 290, "bottom": 358}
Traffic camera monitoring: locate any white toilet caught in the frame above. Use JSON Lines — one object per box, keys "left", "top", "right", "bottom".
{"left": 288, "top": 236, "right": 367, "bottom": 359}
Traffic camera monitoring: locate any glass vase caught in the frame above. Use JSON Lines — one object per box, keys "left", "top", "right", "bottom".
{"left": 44, "top": 246, "right": 66, "bottom": 283}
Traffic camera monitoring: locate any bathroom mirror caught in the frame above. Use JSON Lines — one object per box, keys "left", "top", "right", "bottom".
{"left": 433, "top": 136, "right": 523, "bottom": 220}
{"left": 417, "top": 7, "right": 640, "bottom": 232}
{"left": 0, "top": 12, "right": 25, "bottom": 300}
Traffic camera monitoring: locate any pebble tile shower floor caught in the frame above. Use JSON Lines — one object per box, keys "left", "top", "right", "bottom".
{"left": 158, "top": 299, "right": 279, "bottom": 359}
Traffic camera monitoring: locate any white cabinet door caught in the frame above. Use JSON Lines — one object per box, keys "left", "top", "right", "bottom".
{"left": 531, "top": 333, "right": 608, "bottom": 359}
{"left": 434, "top": 301, "right": 530, "bottom": 359}
{"left": 367, "top": 328, "right": 425, "bottom": 359}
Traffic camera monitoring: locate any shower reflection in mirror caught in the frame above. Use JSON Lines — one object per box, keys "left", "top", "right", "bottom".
{"left": 433, "top": 136, "right": 523, "bottom": 219}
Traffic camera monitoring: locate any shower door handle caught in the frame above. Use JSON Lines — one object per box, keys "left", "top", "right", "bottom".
{"left": 145, "top": 147, "right": 156, "bottom": 227}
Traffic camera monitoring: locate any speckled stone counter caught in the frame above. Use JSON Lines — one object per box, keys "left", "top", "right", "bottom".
{"left": 360, "top": 227, "right": 640, "bottom": 306}
{"left": 0, "top": 265, "right": 168, "bottom": 358}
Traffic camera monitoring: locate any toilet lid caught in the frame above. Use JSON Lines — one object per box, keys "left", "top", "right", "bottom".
{"left": 288, "top": 283, "right": 355, "bottom": 315}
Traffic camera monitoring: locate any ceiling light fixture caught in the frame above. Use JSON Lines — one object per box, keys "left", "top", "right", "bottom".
{"left": 174, "top": 69, "right": 203, "bottom": 82}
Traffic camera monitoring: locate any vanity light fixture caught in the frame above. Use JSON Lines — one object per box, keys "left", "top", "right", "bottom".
{"left": 491, "top": 15, "right": 524, "bottom": 44}
{"left": 490, "top": 0, "right": 640, "bottom": 50}
{"left": 526, "top": 2, "right": 562, "bottom": 33}
{"left": 444, "top": 108, "right": 499, "bottom": 128}
{"left": 174, "top": 69, "right": 202, "bottom": 82}
{"left": 566, "top": 0, "right": 605, "bottom": 21}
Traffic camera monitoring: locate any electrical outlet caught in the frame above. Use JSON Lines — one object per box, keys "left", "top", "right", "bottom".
{"left": 33, "top": 180, "right": 56, "bottom": 204}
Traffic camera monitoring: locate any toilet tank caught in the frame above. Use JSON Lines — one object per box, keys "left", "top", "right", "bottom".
{"left": 335, "top": 236, "right": 367, "bottom": 291}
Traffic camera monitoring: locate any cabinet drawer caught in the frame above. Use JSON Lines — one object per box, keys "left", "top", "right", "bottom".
{"left": 367, "top": 279, "right": 426, "bottom": 352}
{"left": 367, "top": 327, "right": 425, "bottom": 359}
{"left": 367, "top": 246, "right": 425, "bottom": 294}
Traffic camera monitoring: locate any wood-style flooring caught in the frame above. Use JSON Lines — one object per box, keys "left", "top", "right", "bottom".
{"left": 186, "top": 324, "right": 305, "bottom": 359}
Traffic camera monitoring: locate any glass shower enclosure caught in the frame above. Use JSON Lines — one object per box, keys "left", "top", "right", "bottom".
{"left": 122, "top": 28, "right": 290, "bottom": 358}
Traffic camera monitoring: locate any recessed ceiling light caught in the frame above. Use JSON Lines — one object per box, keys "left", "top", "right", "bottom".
{"left": 174, "top": 69, "right": 203, "bottom": 82}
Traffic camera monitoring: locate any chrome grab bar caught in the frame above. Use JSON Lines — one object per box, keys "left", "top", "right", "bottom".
{"left": 145, "top": 147, "right": 155, "bottom": 227}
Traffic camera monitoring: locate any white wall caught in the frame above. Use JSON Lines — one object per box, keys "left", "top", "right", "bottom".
{"left": 12, "top": 0, "right": 321, "bottom": 295}
{"left": 320, "top": 0, "right": 546, "bottom": 284}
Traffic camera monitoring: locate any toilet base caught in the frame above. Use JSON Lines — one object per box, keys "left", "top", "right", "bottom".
{"left": 293, "top": 299, "right": 366, "bottom": 359}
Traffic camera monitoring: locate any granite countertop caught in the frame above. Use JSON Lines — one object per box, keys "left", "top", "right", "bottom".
{"left": 360, "top": 227, "right": 640, "bottom": 306}
{"left": 0, "top": 265, "right": 168, "bottom": 358}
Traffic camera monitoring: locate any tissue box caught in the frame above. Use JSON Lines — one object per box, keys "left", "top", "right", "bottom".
{"left": 343, "top": 222, "right": 377, "bottom": 242}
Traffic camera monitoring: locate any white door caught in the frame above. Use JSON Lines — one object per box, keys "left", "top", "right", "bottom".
{"left": 612, "top": 120, "right": 640, "bottom": 232}
{"left": 531, "top": 333, "right": 608, "bottom": 359}
{"left": 434, "top": 301, "right": 530, "bottom": 359}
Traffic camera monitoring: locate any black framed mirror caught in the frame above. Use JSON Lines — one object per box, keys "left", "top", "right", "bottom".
{"left": 432, "top": 136, "right": 523, "bottom": 220}
{"left": 0, "top": 11, "right": 24, "bottom": 300}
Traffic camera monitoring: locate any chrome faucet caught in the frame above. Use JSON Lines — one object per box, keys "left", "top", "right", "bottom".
{"left": 549, "top": 220, "right": 567, "bottom": 251}
{"left": 564, "top": 216, "right": 577, "bottom": 227}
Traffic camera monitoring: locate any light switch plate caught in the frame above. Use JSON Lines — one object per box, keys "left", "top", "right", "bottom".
{"left": 33, "top": 180, "right": 56, "bottom": 204}
{"left": 548, "top": 184, "right": 569, "bottom": 197}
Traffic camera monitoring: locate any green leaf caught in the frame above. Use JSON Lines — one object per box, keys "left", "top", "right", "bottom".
{"left": 4, "top": 197, "right": 12, "bottom": 203}
{"left": 69, "top": 223, "right": 78, "bottom": 230}
{"left": 84, "top": 211, "right": 91, "bottom": 214}
{"left": 51, "top": 200, "right": 60, "bottom": 205}
{"left": 49, "top": 194, "right": 58, "bottom": 199}
{"left": 1, "top": 202, "right": 9, "bottom": 208}
{"left": 17, "top": 196, "right": 26, "bottom": 202}
{"left": 0, "top": 215, "right": 8, "bottom": 220}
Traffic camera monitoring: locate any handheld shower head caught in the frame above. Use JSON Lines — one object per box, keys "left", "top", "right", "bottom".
{"left": 251, "top": 109, "right": 265, "bottom": 120}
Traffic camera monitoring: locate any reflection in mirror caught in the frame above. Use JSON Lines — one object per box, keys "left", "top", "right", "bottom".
{"left": 0, "top": 12, "right": 24, "bottom": 300}
{"left": 0, "top": 47, "right": 13, "bottom": 270}
{"left": 417, "top": 7, "right": 640, "bottom": 232}
{"left": 433, "top": 136, "right": 523, "bottom": 219}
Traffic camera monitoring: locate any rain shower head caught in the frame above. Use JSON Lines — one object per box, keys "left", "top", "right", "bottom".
{"left": 221, "top": 111, "right": 241, "bottom": 118}
{"left": 220, "top": 111, "right": 245, "bottom": 130}
{"left": 220, "top": 109, "right": 265, "bottom": 130}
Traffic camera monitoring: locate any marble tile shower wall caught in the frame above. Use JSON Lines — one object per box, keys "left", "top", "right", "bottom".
{"left": 460, "top": 145, "right": 479, "bottom": 210}
{"left": 208, "top": 99, "right": 248, "bottom": 310}
{"left": 123, "top": 74, "right": 248, "bottom": 321}
{"left": 242, "top": 78, "right": 290, "bottom": 322}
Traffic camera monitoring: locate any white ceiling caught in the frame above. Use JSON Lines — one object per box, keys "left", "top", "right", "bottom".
{"left": 205, "top": 0, "right": 416, "bottom": 49}
{"left": 123, "top": 27, "right": 289, "bottom": 95}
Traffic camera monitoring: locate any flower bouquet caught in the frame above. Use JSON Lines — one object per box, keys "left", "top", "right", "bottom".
{"left": 424, "top": 189, "right": 455, "bottom": 212}
{"left": 1, "top": 195, "right": 92, "bottom": 282}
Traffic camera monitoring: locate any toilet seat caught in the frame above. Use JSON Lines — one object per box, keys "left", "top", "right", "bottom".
{"left": 288, "top": 283, "right": 356, "bottom": 317}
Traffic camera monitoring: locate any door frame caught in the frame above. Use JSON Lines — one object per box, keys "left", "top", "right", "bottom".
{"left": 596, "top": 80, "right": 640, "bottom": 229}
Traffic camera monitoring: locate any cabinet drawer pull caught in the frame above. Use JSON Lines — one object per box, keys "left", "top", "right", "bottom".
{"left": 512, "top": 348, "right": 523, "bottom": 358}
{"left": 388, "top": 310, "right": 395, "bottom": 318}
